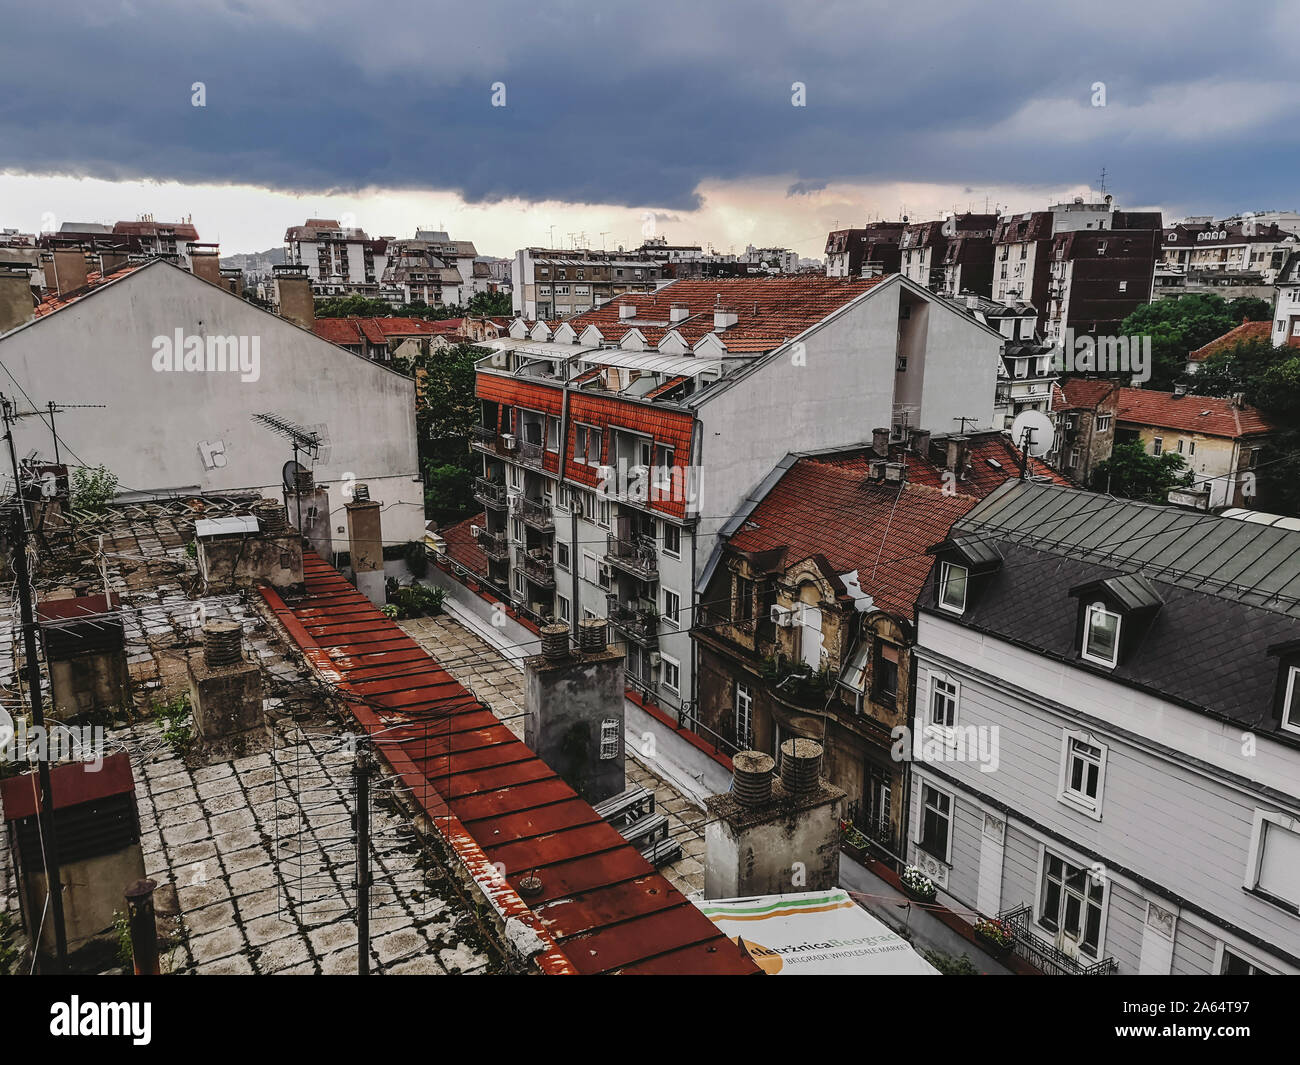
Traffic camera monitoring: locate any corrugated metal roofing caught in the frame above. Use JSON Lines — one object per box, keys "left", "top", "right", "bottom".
{"left": 261, "top": 556, "right": 759, "bottom": 976}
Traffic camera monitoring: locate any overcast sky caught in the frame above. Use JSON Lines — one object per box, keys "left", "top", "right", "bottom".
{"left": 2, "top": 0, "right": 1296, "bottom": 257}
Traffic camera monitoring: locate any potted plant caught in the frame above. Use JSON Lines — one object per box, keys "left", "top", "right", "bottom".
{"left": 900, "top": 864, "right": 937, "bottom": 903}
{"left": 974, "top": 916, "right": 1015, "bottom": 958}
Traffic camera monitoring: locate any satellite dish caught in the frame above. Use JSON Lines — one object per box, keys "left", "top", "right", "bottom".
{"left": 282, "top": 459, "right": 309, "bottom": 490}
{"left": 1010, "top": 409, "right": 1055, "bottom": 458}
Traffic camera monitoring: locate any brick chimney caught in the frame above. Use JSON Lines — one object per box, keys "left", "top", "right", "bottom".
{"left": 50, "top": 248, "right": 88, "bottom": 297}
{"left": 283, "top": 466, "right": 331, "bottom": 560}
{"left": 273, "top": 264, "right": 315, "bottom": 329}
{"left": 871, "top": 427, "right": 890, "bottom": 458}
{"left": 186, "top": 619, "right": 266, "bottom": 761}
{"left": 0, "top": 262, "right": 34, "bottom": 334}
{"left": 189, "top": 246, "right": 222, "bottom": 287}
{"left": 99, "top": 249, "right": 130, "bottom": 276}
{"left": 945, "top": 434, "right": 971, "bottom": 476}
{"left": 220, "top": 268, "right": 243, "bottom": 295}
{"left": 345, "top": 484, "right": 384, "bottom": 605}
{"left": 523, "top": 618, "right": 626, "bottom": 804}
{"left": 704, "top": 739, "right": 844, "bottom": 897}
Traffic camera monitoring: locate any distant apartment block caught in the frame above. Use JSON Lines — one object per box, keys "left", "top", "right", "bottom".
{"left": 284, "top": 218, "right": 390, "bottom": 296}
{"left": 1155, "top": 219, "right": 1298, "bottom": 302}
{"left": 949, "top": 294, "right": 1058, "bottom": 431}
{"left": 899, "top": 214, "right": 997, "bottom": 296}
{"left": 511, "top": 247, "right": 665, "bottom": 318}
{"left": 1049, "top": 377, "right": 1120, "bottom": 486}
{"left": 825, "top": 222, "right": 905, "bottom": 279}
{"left": 1273, "top": 251, "right": 1300, "bottom": 348}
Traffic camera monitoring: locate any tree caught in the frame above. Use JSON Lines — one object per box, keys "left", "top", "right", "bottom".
{"left": 1118, "top": 294, "right": 1242, "bottom": 390}
{"left": 466, "top": 290, "right": 512, "bottom": 317}
{"left": 313, "top": 294, "right": 468, "bottom": 321}
{"left": 1091, "top": 442, "right": 1192, "bottom": 503}
{"left": 1226, "top": 296, "right": 1272, "bottom": 323}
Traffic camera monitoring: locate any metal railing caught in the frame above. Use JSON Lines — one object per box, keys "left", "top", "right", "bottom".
{"left": 517, "top": 439, "right": 545, "bottom": 468}
{"left": 606, "top": 595, "right": 659, "bottom": 644}
{"left": 997, "top": 905, "right": 1118, "bottom": 975}
{"left": 477, "top": 529, "right": 509, "bottom": 561}
{"left": 518, "top": 496, "right": 554, "bottom": 531}
{"left": 522, "top": 551, "right": 555, "bottom": 588}
{"left": 473, "top": 477, "right": 507, "bottom": 509}
{"left": 605, "top": 533, "right": 658, "bottom": 580}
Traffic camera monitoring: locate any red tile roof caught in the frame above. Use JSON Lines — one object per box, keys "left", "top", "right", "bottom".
{"left": 441, "top": 513, "right": 489, "bottom": 576}
{"left": 1187, "top": 320, "right": 1273, "bottom": 363}
{"left": 262, "top": 556, "right": 758, "bottom": 975}
{"left": 31, "top": 261, "right": 146, "bottom": 318}
{"left": 528, "top": 275, "right": 887, "bottom": 354}
{"left": 1117, "top": 388, "right": 1275, "bottom": 438}
{"left": 726, "top": 436, "right": 1068, "bottom": 618}
{"left": 1053, "top": 377, "right": 1120, "bottom": 411}
{"left": 313, "top": 316, "right": 463, "bottom": 346}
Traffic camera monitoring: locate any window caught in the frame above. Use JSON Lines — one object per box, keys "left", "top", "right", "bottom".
{"left": 1060, "top": 733, "right": 1106, "bottom": 816}
{"left": 1152, "top": 437, "right": 1163, "bottom": 456}
{"left": 919, "top": 785, "right": 952, "bottom": 862}
{"left": 661, "top": 653, "right": 680, "bottom": 695}
{"left": 556, "top": 594, "right": 570, "bottom": 622}
{"left": 1096, "top": 413, "right": 1112, "bottom": 432}
{"left": 599, "top": 718, "right": 620, "bottom": 760}
{"left": 1189, "top": 440, "right": 1196, "bottom": 456}
{"left": 1118, "top": 280, "right": 1128, "bottom": 293}
{"left": 930, "top": 675, "right": 958, "bottom": 729}
{"left": 874, "top": 640, "right": 900, "bottom": 704}
{"left": 1281, "top": 667, "right": 1300, "bottom": 735}
{"left": 574, "top": 425, "right": 602, "bottom": 466}
{"left": 896, "top": 355, "right": 908, "bottom": 372}
{"left": 1082, "top": 603, "right": 1121, "bottom": 667}
{"left": 662, "top": 588, "right": 681, "bottom": 628}
{"left": 662, "top": 522, "right": 681, "bottom": 557}
{"left": 582, "top": 551, "right": 598, "bottom": 584}
{"left": 555, "top": 542, "right": 570, "bottom": 570}
{"left": 735, "top": 683, "right": 753, "bottom": 748}
{"left": 598, "top": 562, "right": 612, "bottom": 590}
{"left": 597, "top": 498, "right": 611, "bottom": 529}
{"left": 1038, "top": 852, "right": 1105, "bottom": 959}
{"left": 1248, "top": 812, "right": 1300, "bottom": 910}
{"left": 546, "top": 418, "right": 560, "bottom": 452}
{"left": 938, "top": 562, "right": 968, "bottom": 613}
{"left": 734, "top": 576, "right": 754, "bottom": 622}
{"left": 1219, "top": 947, "right": 1270, "bottom": 975}
{"left": 513, "top": 571, "right": 524, "bottom": 596}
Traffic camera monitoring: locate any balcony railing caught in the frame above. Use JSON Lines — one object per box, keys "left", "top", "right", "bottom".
{"left": 522, "top": 551, "right": 555, "bottom": 589}
{"left": 518, "top": 496, "right": 554, "bottom": 532}
{"left": 606, "top": 595, "right": 659, "bottom": 645}
{"left": 997, "top": 905, "right": 1118, "bottom": 975}
{"left": 471, "top": 424, "right": 498, "bottom": 443}
{"left": 473, "top": 477, "right": 507, "bottom": 509}
{"left": 517, "top": 439, "right": 545, "bottom": 469}
{"left": 477, "top": 529, "right": 509, "bottom": 562}
{"left": 605, "top": 533, "right": 658, "bottom": 581}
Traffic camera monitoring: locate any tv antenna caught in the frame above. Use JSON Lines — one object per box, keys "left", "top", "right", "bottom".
{"left": 252, "top": 412, "right": 321, "bottom": 536}
{"left": 7, "top": 399, "right": 106, "bottom": 466}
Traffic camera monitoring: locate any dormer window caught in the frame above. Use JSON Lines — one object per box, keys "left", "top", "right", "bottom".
{"left": 1281, "top": 667, "right": 1300, "bottom": 736}
{"left": 1081, "top": 602, "right": 1121, "bottom": 668}
{"left": 939, "top": 562, "right": 968, "bottom": 613}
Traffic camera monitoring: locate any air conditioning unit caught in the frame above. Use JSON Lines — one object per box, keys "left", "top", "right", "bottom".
{"left": 770, "top": 604, "right": 796, "bottom": 627}
{"left": 470, "top": 524, "right": 482, "bottom": 540}
{"left": 649, "top": 651, "right": 662, "bottom": 667}
{"left": 501, "top": 433, "right": 517, "bottom": 450}
{"left": 571, "top": 497, "right": 584, "bottom": 517}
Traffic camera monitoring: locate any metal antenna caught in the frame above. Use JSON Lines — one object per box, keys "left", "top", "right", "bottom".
{"left": 252, "top": 413, "right": 321, "bottom": 540}
{"left": 8, "top": 400, "right": 106, "bottom": 467}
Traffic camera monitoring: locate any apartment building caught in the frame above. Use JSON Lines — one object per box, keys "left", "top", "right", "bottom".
{"left": 1043, "top": 211, "right": 1163, "bottom": 344}
{"left": 312, "top": 315, "right": 464, "bottom": 361}
{"left": 511, "top": 247, "right": 665, "bottom": 318}
{"left": 41, "top": 217, "right": 203, "bottom": 268}
{"left": 899, "top": 214, "right": 997, "bottom": 294}
{"left": 824, "top": 223, "right": 905, "bottom": 279}
{"left": 1049, "top": 377, "right": 1120, "bottom": 486}
{"left": 691, "top": 431, "right": 1066, "bottom": 856}
{"left": 283, "top": 218, "right": 390, "bottom": 294}
{"left": 1115, "top": 388, "right": 1274, "bottom": 508}
{"left": 1155, "top": 220, "right": 1298, "bottom": 302}
{"left": 912, "top": 481, "right": 1300, "bottom": 974}
{"left": 380, "top": 234, "right": 468, "bottom": 307}
{"left": 948, "top": 293, "right": 1056, "bottom": 431}
{"left": 1273, "top": 251, "right": 1300, "bottom": 348}
{"left": 453, "top": 274, "right": 1003, "bottom": 726}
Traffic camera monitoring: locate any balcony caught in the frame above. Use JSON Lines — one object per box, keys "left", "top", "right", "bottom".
{"left": 605, "top": 533, "right": 658, "bottom": 581}
{"left": 517, "top": 439, "right": 545, "bottom": 470}
{"left": 997, "top": 905, "right": 1118, "bottom": 975}
{"left": 518, "top": 496, "right": 554, "bottom": 532}
{"left": 475, "top": 528, "right": 509, "bottom": 562}
{"left": 470, "top": 425, "right": 514, "bottom": 458}
{"left": 606, "top": 595, "right": 659, "bottom": 646}
{"left": 473, "top": 477, "right": 507, "bottom": 509}
{"left": 522, "top": 551, "right": 555, "bottom": 589}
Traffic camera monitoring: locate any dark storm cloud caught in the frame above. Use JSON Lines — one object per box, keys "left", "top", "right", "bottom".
{"left": 1, "top": 0, "right": 1295, "bottom": 215}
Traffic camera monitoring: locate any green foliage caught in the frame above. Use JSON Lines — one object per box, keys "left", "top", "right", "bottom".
{"left": 403, "top": 539, "right": 429, "bottom": 579}
{"left": 1118, "top": 294, "right": 1246, "bottom": 391}
{"left": 184, "top": 540, "right": 198, "bottom": 559}
{"left": 113, "top": 909, "right": 133, "bottom": 969}
{"left": 466, "top": 290, "right": 513, "bottom": 317}
{"left": 152, "top": 693, "right": 192, "bottom": 754}
{"left": 923, "top": 948, "right": 981, "bottom": 975}
{"left": 313, "top": 295, "right": 467, "bottom": 321}
{"left": 1091, "top": 441, "right": 1193, "bottom": 503}
{"left": 1226, "top": 296, "right": 1273, "bottom": 323}
{"left": 384, "top": 579, "right": 446, "bottom": 619}
{"left": 70, "top": 464, "right": 120, "bottom": 514}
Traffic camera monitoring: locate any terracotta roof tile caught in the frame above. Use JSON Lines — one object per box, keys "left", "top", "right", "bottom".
{"left": 1188, "top": 320, "right": 1273, "bottom": 363}
{"left": 1117, "top": 387, "right": 1275, "bottom": 438}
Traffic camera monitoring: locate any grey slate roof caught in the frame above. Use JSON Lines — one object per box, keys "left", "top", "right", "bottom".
{"left": 923, "top": 480, "right": 1300, "bottom": 732}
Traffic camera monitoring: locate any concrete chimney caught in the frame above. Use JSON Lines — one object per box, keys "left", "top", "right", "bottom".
{"left": 99, "top": 249, "right": 130, "bottom": 276}
{"left": 346, "top": 485, "right": 384, "bottom": 606}
{"left": 703, "top": 740, "right": 844, "bottom": 898}
{"left": 871, "top": 427, "right": 890, "bottom": 458}
{"left": 220, "top": 268, "right": 243, "bottom": 295}
{"left": 194, "top": 503, "right": 304, "bottom": 593}
{"left": 50, "top": 248, "right": 89, "bottom": 297}
{"left": 274, "top": 264, "right": 315, "bottom": 329}
{"left": 190, "top": 247, "right": 222, "bottom": 287}
{"left": 36, "top": 593, "right": 133, "bottom": 722}
{"left": 0, "top": 263, "right": 34, "bottom": 334}
{"left": 619, "top": 302, "right": 637, "bottom": 320}
{"left": 523, "top": 620, "right": 626, "bottom": 804}
{"left": 909, "top": 428, "right": 931, "bottom": 456}
{"left": 187, "top": 619, "right": 266, "bottom": 761}
{"left": 670, "top": 302, "right": 690, "bottom": 323}
{"left": 284, "top": 468, "right": 332, "bottom": 560}
{"left": 713, "top": 305, "right": 738, "bottom": 330}
{"left": 945, "top": 434, "right": 971, "bottom": 476}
